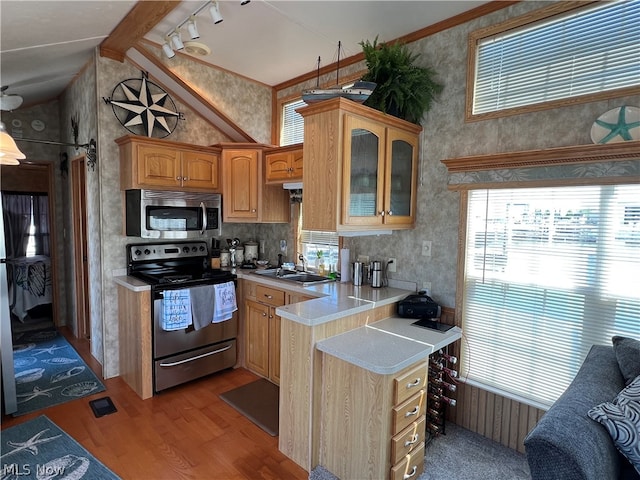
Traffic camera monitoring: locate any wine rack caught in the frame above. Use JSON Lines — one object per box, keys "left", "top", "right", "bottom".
{"left": 427, "top": 348, "right": 458, "bottom": 436}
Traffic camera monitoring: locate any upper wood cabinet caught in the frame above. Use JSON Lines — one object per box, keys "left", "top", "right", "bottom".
{"left": 117, "top": 135, "right": 220, "bottom": 192}
{"left": 219, "top": 144, "right": 290, "bottom": 223}
{"left": 297, "top": 98, "right": 421, "bottom": 233}
{"left": 264, "top": 143, "right": 303, "bottom": 184}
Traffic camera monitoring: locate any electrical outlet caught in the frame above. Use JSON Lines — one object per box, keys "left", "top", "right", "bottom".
{"left": 422, "top": 240, "right": 432, "bottom": 257}
{"left": 387, "top": 258, "right": 397, "bottom": 273}
{"left": 422, "top": 281, "right": 432, "bottom": 294}
{"left": 358, "top": 255, "right": 369, "bottom": 263}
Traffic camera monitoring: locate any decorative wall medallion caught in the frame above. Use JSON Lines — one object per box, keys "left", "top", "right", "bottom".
{"left": 590, "top": 106, "right": 640, "bottom": 144}
{"left": 103, "top": 72, "right": 182, "bottom": 138}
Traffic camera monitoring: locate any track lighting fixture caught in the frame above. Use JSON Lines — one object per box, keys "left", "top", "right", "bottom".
{"left": 187, "top": 16, "right": 199, "bottom": 39}
{"left": 162, "top": 40, "right": 176, "bottom": 59}
{"left": 169, "top": 30, "right": 184, "bottom": 50}
{"left": 209, "top": 2, "right": 223, "bottom": 24}
{"left": 162, "top": 0, "right": 250, "bottom": 59}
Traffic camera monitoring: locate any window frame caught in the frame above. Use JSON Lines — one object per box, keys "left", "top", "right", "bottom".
{"left": 465, "top": 1, "right": 640, "bottom": 122}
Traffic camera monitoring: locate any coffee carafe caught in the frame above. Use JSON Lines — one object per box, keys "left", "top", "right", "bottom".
{"left": 370, "top": 260, "right": 385, "bottom": 288}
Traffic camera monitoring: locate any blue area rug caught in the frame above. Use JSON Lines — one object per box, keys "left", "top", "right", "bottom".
{"left": 12, "top": 329, "right": 105, "bottom": 416}
{"left": 0, "top": 415, "right": 120, "bottom": 479}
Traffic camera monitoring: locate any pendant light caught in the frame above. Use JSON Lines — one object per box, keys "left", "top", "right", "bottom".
{"left": 0, "top": 122, "right": 26, "bottom": 165}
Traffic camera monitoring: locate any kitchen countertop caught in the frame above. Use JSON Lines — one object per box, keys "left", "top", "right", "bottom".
{"left": 113, "top": 274, "right": 151, "bottom": 292}
{"left": 114, "top": 268, "right": 416, "bottom": 326}
{"left": 236, "top": 270, "right": 413, "bottom": 326}
{"left": 316, "top": 316, "right": 462, "bottom": 374}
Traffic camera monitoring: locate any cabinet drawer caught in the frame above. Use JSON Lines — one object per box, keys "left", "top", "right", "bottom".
{"left": 390, "top": 441, "right": 425, "bottom": 480}
{"left": 256, "top": 285, "right": 285, "bottom": 307}
{"left": 392, "top": 390, "right": 425, "bottom": 435}
{"left": 394, "top": 362, "right": 427, "bottom": 405}
{"left": 390, "top": 416, "right": 426, "bottom": 465}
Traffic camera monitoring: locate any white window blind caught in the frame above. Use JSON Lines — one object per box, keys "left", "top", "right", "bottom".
{"left": 280, "top": 99, "right": 306, "bottom": 146}
{"left": 462, "top": 185, "right": 640, "bottom": 408}
{"left": 473, "top": 1, "right": 640, "bottom": 115}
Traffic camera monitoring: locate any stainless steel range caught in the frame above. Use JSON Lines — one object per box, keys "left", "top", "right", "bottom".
{"left": 126, "top": 241, "right": 237, "bottom": 393}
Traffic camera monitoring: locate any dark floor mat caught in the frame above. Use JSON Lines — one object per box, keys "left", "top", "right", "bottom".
{"left": 219, "top": 378, "right": 279, "bottom": 436}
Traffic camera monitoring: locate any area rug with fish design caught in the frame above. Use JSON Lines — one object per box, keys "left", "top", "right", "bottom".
{"left": 0, "top": 415, "right": 120, "bottom": 479}
{"left": 12, "top": 329, "right": 105, "bottom": 416}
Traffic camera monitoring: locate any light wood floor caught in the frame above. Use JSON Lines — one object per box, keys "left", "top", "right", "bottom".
{"left": 2, "top": 328, "right": 309, "bottom": 480}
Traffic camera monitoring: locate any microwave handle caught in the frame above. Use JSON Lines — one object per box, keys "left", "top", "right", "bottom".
{"left": 200, "top": 202, "right": 207, "bottom": 235}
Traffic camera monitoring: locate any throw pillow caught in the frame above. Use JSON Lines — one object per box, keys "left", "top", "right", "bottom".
{"left": 588, "top": 374, "right": 640, "bottom": 474}
{"left": 613, "top": 336, "right": 640, "bottom": 385}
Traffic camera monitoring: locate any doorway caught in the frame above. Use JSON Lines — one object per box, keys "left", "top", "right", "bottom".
{"left": 1, "top": 163, "right": 56, "bottom": 336}
{"left": 72, "top": 156, "right": 90, "bottom": 339}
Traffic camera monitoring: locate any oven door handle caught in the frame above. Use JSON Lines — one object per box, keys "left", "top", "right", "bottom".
{"left": 159, "top": 344, "right": 231, "bottom": 367}
{"left": 200, "top": 201, "right": 207, "bottom": 235}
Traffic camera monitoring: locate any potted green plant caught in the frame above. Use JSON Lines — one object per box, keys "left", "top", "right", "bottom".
{"left": 359, "top": 36, "right": 443, "bottom": 124}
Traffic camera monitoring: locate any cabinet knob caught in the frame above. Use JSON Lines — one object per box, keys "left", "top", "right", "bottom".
{"left": 176, "top": 176, "right": 182, "bottom": 180}
{"left": 183, "top": 177, "right": 189, "bottom": 181}
{"left": 251, "top": 209, "right": 257, "bottom": 213}
{"left": 262, "top": 312, "right": 267, "bottom": 317}
{"left": 265, "top": 294, "right": 273, "bottom": 299}
{"left": 378, "top": 211, "right": 385, "bottom": 217}
{"left": 387, "top": 210, "right": 393, "bottom": 216}
{"left": 269, "top": 314, "right": 273, "bottom": 319}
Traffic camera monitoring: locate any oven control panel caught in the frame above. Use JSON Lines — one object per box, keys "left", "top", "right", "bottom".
{"left": 128, "top": 241, "right": 208, "bottom": 262}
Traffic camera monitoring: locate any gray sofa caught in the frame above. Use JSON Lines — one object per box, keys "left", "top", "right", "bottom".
{"left": 524, "top": 344, "right": 639, "bottom": 480}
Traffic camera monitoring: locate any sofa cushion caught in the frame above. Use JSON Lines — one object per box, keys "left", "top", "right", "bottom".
{"left": 588, "top": 375, "right": 640, "bottom": 475}
{"left": 613, "top": 336, "right": 640, "bottom": 385}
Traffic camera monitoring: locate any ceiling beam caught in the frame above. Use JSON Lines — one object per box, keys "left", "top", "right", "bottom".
{"left": 126, "top": 45, "right": 255, "bottom": 143}
{"left": 100, "top": 1, "right": 181, "bottom": 62}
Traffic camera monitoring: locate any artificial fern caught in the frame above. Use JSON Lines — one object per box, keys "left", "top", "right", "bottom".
{"left": 360, "top": 37, "right": 443, "bottom": 124}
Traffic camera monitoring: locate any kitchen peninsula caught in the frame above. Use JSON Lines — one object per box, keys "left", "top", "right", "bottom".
{"left": 239, "top": 272, "right": 460, "bottom": 478}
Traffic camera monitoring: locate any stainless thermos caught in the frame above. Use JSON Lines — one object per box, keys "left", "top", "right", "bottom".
{"left": 371, "top": 260, "right": 383, "bottom": 288}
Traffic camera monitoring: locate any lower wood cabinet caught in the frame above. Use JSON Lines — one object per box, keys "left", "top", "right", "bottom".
{"left": 245, "top": 284, "right": 285, "bottom": 384}
{"left": 319, "top": 355, "right": 428, "bottom": 479}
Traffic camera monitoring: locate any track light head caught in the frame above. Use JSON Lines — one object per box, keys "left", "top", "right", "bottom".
{"left": 169, "top": 30, "right": 184, "bottom": 50}
{"left": 187, "top": 16, "right": 199, "bottom": 39}
{"left": 162, "top": 40, "right": 176, "bottom": 59}
{"left": 209, "top": 2, "right": 223, "bottom": 24}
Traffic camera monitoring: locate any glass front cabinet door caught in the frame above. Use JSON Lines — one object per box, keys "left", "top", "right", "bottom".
{"left": 342, "top": 115, "right": 417, "bottom": 228}
{"left": 384, "top": 129, "right": 418, "bottom": 226}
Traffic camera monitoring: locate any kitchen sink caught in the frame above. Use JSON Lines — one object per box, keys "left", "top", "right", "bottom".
{"left": 253, "top": 269, "right": 335, "bottom": 286}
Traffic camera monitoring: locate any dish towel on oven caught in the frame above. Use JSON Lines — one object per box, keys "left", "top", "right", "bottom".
{"left": 162, "top": 289, "right": 193, "bottom": 331}
{"left": 190, "top": 285, "right": 216, "bottom": 330}
{"left": 213, "top": 281, "right": 237, "bottom": 323}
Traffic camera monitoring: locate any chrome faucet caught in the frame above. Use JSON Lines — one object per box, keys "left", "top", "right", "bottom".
{"left": 297, "top": 253, "right": 308, "bottom": 272}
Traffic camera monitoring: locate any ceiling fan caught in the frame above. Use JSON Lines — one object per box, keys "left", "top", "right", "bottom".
{"left": 0, "top": 86, "right": 23, "bottom": 111}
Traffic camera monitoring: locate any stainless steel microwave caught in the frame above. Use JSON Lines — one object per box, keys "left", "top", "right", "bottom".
{"left": 125, "top": 189, "right": 221, "bottom": 239}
